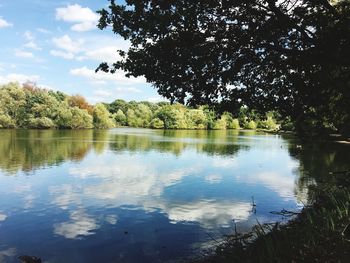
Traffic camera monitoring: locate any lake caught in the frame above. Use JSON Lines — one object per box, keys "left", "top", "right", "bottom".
{"left": 0, "top": 128, "right": 349, "bottom": 263}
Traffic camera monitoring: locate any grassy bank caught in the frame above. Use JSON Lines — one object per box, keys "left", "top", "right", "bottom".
{"left": 196, "top": 172, "right": 350, "bottom": 263}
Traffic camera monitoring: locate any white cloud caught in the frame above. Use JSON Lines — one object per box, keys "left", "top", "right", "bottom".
{"left": 15, "top": 50, "right": 34, "bottom": 58}
{"left": 36, "top": 28, "right": 51, "bottom": 34}
{"left": 70, "top": 66, "right": 146, "bottom": 85}
{"left": 56, "top": 4, "right": 99, "bottom": 32}
{"left": 76, "top": 56, "right": 86, "bottom": 61}
{"left": 0, "top": 17, "right": 12, "bottom": 28}
{"left": 22, "top": 31, "right": 41, "bottom": 50}
{"left": 23, "top": 30, "right": 34, "bottom": 41}
{"left": 52, "top": 35, "right": 84, "bottom": 53}
{"left": 24, "top": 41, "right": 41, "bottom": 50}
{"left": 71, "top": 22, "right": 96, "bottom": 32}
{"left": 50, "top": 49, "right": 75, "bottom": 60}
{"left": 146, "top": 96, "right": 167, "bottom": 103}
{"left": 87, "top": 89, "right": 114, "bottom": 103}
{"left": 0, "top": 73, "right": 40, "bottom": 84}
{"left": 85, "top": 46, "right": 121, "bottom": 64}
{"left": 116, "top": 87, "right": 141, "bottom": 93}
{"left": 94, "top": 89, "right": 112, "bottom": 97}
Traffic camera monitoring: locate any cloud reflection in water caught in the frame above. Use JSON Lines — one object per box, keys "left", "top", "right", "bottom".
{"left": 54, "top": 209, "right": 98, "bottom": 239}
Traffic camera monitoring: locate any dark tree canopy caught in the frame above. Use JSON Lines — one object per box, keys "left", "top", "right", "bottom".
{"left": 97, "top": 0, "right": 350, "bottom": 135}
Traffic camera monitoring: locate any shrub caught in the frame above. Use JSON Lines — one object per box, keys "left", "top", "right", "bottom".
{"left": 257, "top": 117, "right": 277, "bottom": 130}
{"left": 213, "top": 117, "right": 227, "bottom": 130}
{"left": 93, "top": 103, "right": 115, "bottom": 129}
{"left": 228, "top": 118, "right": 240, "bottom": 129}
{"left": 114, "top": 109, "right": 126, "bottom": 126}
{"left": 150, "top": 118, "right": 165, "bottom": 129}
{"left": 244, "top": 120, "right": 257, "bottom": 130}
{"left": 69, "top": 107, "right": 93, "bottom": 129}
{"left": 29, "top": 117, "right": 56, "bottom": 129}
{"left": 0, "top": 114, "right": 16, "bottom": 128}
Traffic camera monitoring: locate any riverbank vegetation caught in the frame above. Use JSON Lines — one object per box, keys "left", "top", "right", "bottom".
{"left": 0, "top": 82, "right": 282, "bottom": 131}
{"left": 106, "top": 97, "right": 280, "bottom": 130}
{"left": 0, "top": 82, "right": 113, "bottom": 129}
{"left": 196, "top": 172, "right": 350, "bottom": 263}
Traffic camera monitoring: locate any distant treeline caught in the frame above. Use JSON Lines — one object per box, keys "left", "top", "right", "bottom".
{"left": 0, "top": 83, "right": 113, "bottom": 129}
{"left": 0, "top": 82, "right": 281, "bottom": 130}
{"left": 106, "top": 99, "right": 280, "bottom": 130}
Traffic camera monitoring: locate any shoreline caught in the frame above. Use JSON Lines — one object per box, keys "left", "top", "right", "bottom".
{"left": 194, "top": 172, "right": 350, "bottom": 263}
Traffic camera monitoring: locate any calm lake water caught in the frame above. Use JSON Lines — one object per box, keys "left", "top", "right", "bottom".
{"left": 0, "top": 128, "right": 349, "bottom": 263}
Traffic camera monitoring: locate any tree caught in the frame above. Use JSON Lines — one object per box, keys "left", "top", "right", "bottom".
{"left": 0, "top": 113, "right": 16, "bottom": 128}
{"left": 221, "top": 112, "right": 240, "bottom": 129}
{"left": 108, "top": 99, "right": 128, "bottom": 114}
{"left": 185, "top": 109, "right": 208, "bottom": 129}
{"left": 155, "top": 104, "right": 187, "bottom": 129}
{"left": 68, "top": 95, "right": 93, "bottom": 115}
{"left": 230, "top": 119, "right": 240, "bottom": 130}
{"left": 126, "top": 108, "right": 137, "bottom": 126}
{"left": 55, "top": 102, "right": 74, "bottom": 129}
{"left": 134, "top": 103, "right": 152, "bottom": 127}
{"left": 97, "top": 0, "right": 350, "bottom": 136}
{"left": 257, "top": 116, "right": 278, "bottom": 130}
{"left": 114, "top": 109, "right": 127, "bottom": 126}
{"left": 93, "top": 103, "right": 115, "bottom": 129}
{"left": 150, "top": 118, "right": 165, "bottom": 129}
{"left": 213, "top": 115, "right": 227, "bottom": 130}
{"left": 0, "top": 82, "right": 27, "bottom": 127}
{"left": 245, "top": 120, "right": 257, "bottom": 130}
{"left": 69, "top": 107, "right": 94, "bottom": 129}
{"left": 28, "top": 117, "right": 56, "bottom": 129}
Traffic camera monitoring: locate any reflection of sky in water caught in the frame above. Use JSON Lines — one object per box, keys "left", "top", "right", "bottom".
{"left": 0, "top": 129, "right": 306, "bottom": 263}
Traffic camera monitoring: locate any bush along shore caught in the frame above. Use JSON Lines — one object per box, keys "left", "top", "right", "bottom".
{"left": 0, "top": 82, "right": 286, "bottom": 131}
{"left": 195, "top": 171, "right": 350, "bottom": 263}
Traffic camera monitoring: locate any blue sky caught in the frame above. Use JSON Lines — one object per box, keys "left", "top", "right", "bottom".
{"left": 0, "top": 0, "right": 163, "bottom": 103}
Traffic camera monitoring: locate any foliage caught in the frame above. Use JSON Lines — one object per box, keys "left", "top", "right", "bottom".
{"left": 185, "top": 109, "right": 208, "bottom": 129}
{"left": 0, "top": 82, "right": 283, "bottom": 131}
{"left": 28, "top": 117, "right": 56, "bottom": 129}
{"left": 93, "top": 103, "right": 115, "bottom": 129}
{"left": 69, "top": 107, "right": 94, "bottom": 129}
{"left": 213, "top": 116, "right": 227, "bottom": 130}
{"left": 229, "top": 119, "right": 240, "bottom": 130}
{"left": 150, "top": 118, "right": 165, "bottom": 129}
{"left": 0, "top": 83, "right": 94, "bottom": 129}
{"left": 244, "top": 120, "right": 257, "bottom": 130}
{"left": 114, "top": 109, "right": 127, "bottom": 126}
{"left": 97, "top": 0, "right": 350, "bottom": 137}
{"left": 0, "top": 113, "right": 16, "bottom": 128}
{"left": 257, "top": 117, "right": 278, "bottom": 131}
{"left": 68, "top": 95, "right": 93, "bottom": 114}
{"left": 155, "top": 104, "right": 186, "bottom": 129}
